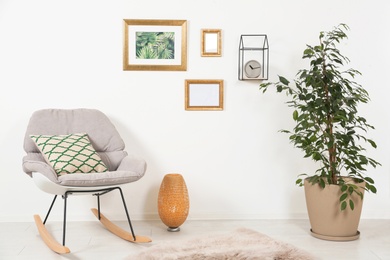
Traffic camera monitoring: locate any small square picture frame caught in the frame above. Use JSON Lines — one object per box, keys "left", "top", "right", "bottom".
{"left": 201, "top": 29, "right": 222, "bottom": 57}
{"left": 185, "top": 79, "right": 224, "bottom": 111}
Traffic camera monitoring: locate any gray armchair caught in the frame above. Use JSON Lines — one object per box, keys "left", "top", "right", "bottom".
{"left": 23, "top": 108, "right": 151, "bottom": 254}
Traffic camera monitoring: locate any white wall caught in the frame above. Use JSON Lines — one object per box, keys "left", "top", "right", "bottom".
{"left": 0, "top": 0, "right": 389, "bottom": 222}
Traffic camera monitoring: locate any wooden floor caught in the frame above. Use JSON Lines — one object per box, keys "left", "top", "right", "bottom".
{"left": 1, "top": 218, "right": 389, "bottom": 259}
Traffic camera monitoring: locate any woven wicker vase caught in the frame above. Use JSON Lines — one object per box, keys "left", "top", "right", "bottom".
{"left": 158, "top": 173, "right": 189, "bottom": 232}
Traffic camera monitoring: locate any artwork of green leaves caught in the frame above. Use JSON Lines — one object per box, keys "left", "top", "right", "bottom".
{"left": 136, "top": 32, "right": 175, "bottom": 59}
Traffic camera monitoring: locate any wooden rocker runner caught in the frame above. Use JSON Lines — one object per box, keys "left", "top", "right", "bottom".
{"left": 22, "top": 109, "right": 152, "bottom": 254}
{"left": 91, "top": 208, "right": 151, "bottom": 243}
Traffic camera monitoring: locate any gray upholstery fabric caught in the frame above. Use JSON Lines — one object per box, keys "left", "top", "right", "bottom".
{"left": 22, "top": 108, "right": 146, "bottom": 187}
{"left": 24, "top": 108, "right": 125, "bottom": 154}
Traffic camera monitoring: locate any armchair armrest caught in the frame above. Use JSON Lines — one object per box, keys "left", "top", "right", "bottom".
{"left": 22, "top": 153, "right": 59, "bottom": 184}
{"left": 117, "top": 155, "right": 147, "bottom": 178}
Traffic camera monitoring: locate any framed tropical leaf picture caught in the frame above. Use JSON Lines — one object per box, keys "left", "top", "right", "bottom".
{"left": 123, "top": 19, "right": 187, "bottom": 71}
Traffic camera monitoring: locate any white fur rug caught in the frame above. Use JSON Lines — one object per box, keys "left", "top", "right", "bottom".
{"left": 127, "top": 228, "right": 316, "bottom": 260}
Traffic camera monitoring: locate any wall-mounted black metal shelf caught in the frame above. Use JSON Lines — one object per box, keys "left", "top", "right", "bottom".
{"left": 238, "top": 34, "right": 269, "bottom": 81}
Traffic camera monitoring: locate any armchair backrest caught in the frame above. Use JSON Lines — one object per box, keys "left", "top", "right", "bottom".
{"left": 24, "top": 108, "right": 127, "bottom": 171}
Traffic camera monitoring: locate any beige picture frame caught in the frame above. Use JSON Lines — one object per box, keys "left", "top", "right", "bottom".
{"left": 185, "top": 79, "right": 224, "bottom": 111}
{"left": 201, "top": 29, "right": 222, "bottom": 57}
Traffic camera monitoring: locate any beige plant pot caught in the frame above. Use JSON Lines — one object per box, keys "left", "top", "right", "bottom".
{"left": 304, "top": 178, "right": 365, "bottom": 241}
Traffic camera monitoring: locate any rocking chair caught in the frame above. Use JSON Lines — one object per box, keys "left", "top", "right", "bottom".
{"left": 22, "top": 108, "right": 151, "bottom": 254}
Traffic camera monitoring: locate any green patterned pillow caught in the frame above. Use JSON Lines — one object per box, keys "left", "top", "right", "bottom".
{"left": 30, "top": 133, "right": 108, "bottom": 176}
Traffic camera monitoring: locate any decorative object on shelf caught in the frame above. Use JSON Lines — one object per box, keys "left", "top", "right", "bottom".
{"left": 259, "top": 24, "right": 380, "bottom": 241}
{"left": 201, "top": 29, "right": 222, "bottom": 57}
{"left": 244, "top": 60, "right": 261, "bottom": 79}
{"left": 238, "top": 34, "right": 269, "bottom": 80}
{"left": 123, "top": 19, "right": 187, "bottom": 71}
{"left": 158, "top": 173, "right": 190, "bottom": 232}
{"left": 185, "top": 79, "right": 224, "bottom": 111}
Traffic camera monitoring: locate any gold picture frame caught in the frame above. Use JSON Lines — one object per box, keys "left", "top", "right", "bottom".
{"left": 185, "top": 79, "right": 224, "bottom": 111}
{"left": 123, "top": 19, "right": 187, "bottom": 71}
{"left": 201, "top": 29, "right": 222, "bottom": 57}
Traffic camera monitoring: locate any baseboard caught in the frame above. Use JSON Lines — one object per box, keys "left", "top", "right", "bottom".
{"left": 1, "top": 211, "right": 389, "bottom": 222}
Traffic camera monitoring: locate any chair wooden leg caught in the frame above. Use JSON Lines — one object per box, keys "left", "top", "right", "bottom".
{"left": 33, "top": 215, "right": 70, "bottom": 254}
{"left": 91, "top": 208, "right": 152, "bottom": 243}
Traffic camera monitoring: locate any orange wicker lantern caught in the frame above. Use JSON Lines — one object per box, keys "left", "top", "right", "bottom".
{"left": 158, "top": 173, "right": 189, "bottom": 231}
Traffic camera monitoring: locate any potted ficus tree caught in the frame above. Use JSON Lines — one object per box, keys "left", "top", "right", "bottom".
{"left": 260, "top": 24, "right": 380, "bottom": 241}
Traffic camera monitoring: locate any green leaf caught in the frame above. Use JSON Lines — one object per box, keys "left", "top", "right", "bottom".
{"left": 364, "top": 177, "right": 374, "bottom": 184}
{"left": 366, "top": 184, "right": 377, "bottom": 193}
{"left": 340, "top": 193, "right": 348, "bottom": 202}
{"left": 349, "top": 199, "right": 355, "bottom": 210}
{"left": 341, "top": 201, "right": 347, "bottom": 211}
{"left": 367, "top": 139, "right": 377, "bottom": 148}
{"left": 312, "top": 152, "right": 321, "bottom": 161}
{"left": 278, "top": 76, "right": 290, "bottom": 85}
{"left": 319, "top": 178, "right": 325, "bottom": 188}
{"left": 259, "top": 82, "right": 272, "bottom": 92}
{"left": 293, "top": 110, "right": 298, "bottom": 121}
{"left": 303, "top": 48, "right": 314, "bottom": 56}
